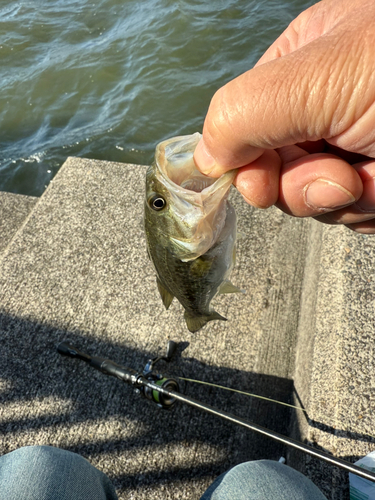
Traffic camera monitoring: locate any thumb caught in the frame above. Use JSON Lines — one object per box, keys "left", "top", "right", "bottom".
{"left": 194, "top": 19, "right": 373, "bottom": 176}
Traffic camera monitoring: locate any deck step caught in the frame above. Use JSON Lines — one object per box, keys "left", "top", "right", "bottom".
{"left": 0, "top": 192, "right": 38, "bottom": 256}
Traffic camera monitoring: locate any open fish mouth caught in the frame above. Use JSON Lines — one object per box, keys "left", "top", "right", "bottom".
{"left": 180, "top": 177, "right": 214, "bottom": 192}
{"left": 155, "top": 132, "right": 235, "bottom": 201}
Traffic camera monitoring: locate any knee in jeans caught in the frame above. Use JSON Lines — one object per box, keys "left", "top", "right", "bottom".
{"left": 6, "top": 445, "right": 87, "bottom": 470}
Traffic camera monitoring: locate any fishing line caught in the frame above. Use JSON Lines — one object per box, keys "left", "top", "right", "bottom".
{"left": 178, "top": 377, "right": 375, "bottom": 442}
{"left": 175, "top": 376, "right": 306, "bottom": 412}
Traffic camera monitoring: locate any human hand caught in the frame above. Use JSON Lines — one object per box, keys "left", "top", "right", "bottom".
{"left": 194, "top": 0, "right": 375, "bottom": 233}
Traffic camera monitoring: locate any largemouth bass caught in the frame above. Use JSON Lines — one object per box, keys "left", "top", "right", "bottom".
{"left": 144, "top": 133, "right": 241, "bottom": 333}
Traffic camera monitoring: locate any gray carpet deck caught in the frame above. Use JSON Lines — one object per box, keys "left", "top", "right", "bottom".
{"left": 1, "top": 157, "right": 374, "bottom": 499}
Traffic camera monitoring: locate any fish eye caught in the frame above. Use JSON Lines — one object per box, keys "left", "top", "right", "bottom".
{"left": 149, "top": 194, "right": 166, "bottom": 211}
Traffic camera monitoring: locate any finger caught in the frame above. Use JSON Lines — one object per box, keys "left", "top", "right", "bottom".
{"left": 193, "top": 126, "right": 265, "bottom": 178}
{"left": 194, "top": 3, "right": 375, "bottom": 177}
{"left": 345, "top": 220, "right": 375, "bottom": 234}
{"left": 255, "top": 0, "right": 365, "bottom": 66}
{"left": 314, "top": 207, "right": 375, "bottom": 225}
{"left": 195, "top": 3, "right": 326, "bottom": 176}
{"left": 312, "top": 160, "right": 375, "bottom": 224}
{"left": 254, "top": 2, "right": 325, "bottom": 67}
{"left": 233, "top": 149, "right": 281, "bottom": 209}
{"left": 276, "top": 149, "right": 363, "bottom": 217}
{"left": 353, "top": 160, "right": 375, "bottom": 211}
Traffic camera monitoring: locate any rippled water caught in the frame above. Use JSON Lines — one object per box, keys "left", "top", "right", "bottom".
{"left": 0, "top": 0, "right": 312, "bottom": 196}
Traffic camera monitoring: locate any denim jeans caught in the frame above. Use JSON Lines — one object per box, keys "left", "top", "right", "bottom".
{"left": 0, "top": 446, "right": 328, "bottom": 500}
{"left": 0, "top": 446, "right": 117, "bottom": 500}
{"left": 200, "top": 459, "right": 328, "bottom": 499}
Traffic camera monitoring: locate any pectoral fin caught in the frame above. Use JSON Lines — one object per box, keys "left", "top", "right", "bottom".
{"left": 218, "top": 280, "right": 243, "bottom": 294}
{"left": 184, "top": 310, "right": 227, "bottom": 333}
{"left": 156, "top": 279, "right": 174, "bottom": 310}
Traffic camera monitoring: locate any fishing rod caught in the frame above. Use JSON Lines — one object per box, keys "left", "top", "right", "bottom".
{"left": 57, "top": 340, "right": 375, "bottom": 484}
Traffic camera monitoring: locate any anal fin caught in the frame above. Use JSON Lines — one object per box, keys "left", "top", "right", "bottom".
{"left": 218, "top": 280, "right": 244, "bottom": 294}
{"left": 157, "top": 278, "right": 174, "bottom": 310}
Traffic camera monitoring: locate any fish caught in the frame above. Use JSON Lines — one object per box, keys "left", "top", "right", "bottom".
{"left": 144, "top": 132, "right": 241, "bottom": 333}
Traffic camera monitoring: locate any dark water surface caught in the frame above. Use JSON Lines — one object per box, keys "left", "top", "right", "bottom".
{"left": 0, "top": 0, "right": 313, "bottom": 196}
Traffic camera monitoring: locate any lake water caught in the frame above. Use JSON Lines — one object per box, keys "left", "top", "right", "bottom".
{"left": 0, "top": 0, "right": 313, "bottom": 197}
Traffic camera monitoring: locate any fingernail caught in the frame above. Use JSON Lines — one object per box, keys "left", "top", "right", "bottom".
{"left": 194, "top": 139, "right": 216, "bottom": 175}
{"left": 305, "top": 179, "right": 355, "bottom": 210}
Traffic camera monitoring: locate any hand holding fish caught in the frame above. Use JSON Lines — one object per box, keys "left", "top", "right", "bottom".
{"left": 194, "top": 0, "right": 375, "bottom": 234}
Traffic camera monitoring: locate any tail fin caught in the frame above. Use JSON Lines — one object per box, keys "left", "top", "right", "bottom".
{"left": 184, "top": 310, "right": 227, "bottom": 333}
